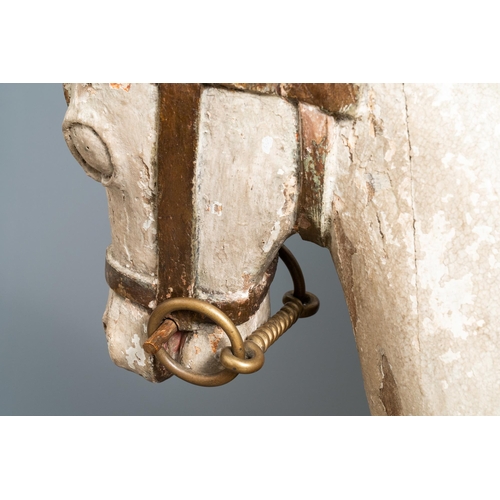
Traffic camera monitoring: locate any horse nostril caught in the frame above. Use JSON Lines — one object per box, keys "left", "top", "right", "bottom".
{"left": 67, "top": 123, "right": 114, "bottom": 180}
{"left": 164, "top": 331, "right": 189, "bottom": 362}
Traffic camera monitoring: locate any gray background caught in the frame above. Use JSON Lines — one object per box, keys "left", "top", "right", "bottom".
{"left": 0, "top": 84, "right": 369, "bottom": 415}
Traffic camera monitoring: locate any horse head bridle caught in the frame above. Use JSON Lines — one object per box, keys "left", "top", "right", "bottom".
{"left": 144, "top": 244, "right": 319, "bottom": 386}
{"left": 101, "top": 84, "right": 359, "bottom": 386}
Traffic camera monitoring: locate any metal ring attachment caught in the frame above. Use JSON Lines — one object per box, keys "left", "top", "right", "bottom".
{"left": 220, "top": 340, "right": 265, "bottom": 374}
{"left": 147, "top": 297, "right": 245, "bottom": 387}
{"left": 282, "top": 291, "right": 320, "bottom": 318}
{"left": 146, "top": 244, "right": 320, "bottom": 386}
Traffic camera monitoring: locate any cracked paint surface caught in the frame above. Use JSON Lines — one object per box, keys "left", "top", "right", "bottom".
{"left": 320, "top": 84, "right": 422, "bottom": 414}
{"left": 126, "top": 334, "right": 147, "bottom": 369}
{"left": 103, "top": 290, "right": 155, "bottom": 380}
{"left": 325, "top": 84, "right": 500, "bottom": 414}
{"left": 194, "top": 87, "right": 299, "bottom": 297}
{"left": 404, "top": 84, "right": 500, "bottom": 414}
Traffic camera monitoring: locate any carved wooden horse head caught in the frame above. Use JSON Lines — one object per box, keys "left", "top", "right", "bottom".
{"left": 63, "top": 84, "right": 500, "bottom": 415}
{"left": 62, "top": 84, "right": 350, "bottom": 384}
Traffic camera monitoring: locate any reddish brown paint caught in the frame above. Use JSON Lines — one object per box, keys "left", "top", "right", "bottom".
{"left": 215, "top": 83, "right": 359, "bottom": 116}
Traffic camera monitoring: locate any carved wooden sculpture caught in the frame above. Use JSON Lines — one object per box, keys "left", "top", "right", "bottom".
{"left": 63, "top": 84, "right": 500, "bottom": 415}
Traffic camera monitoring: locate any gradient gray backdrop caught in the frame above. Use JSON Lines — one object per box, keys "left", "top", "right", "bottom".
{"left": 0, "top": 84, "right": 369, "bottom": 415}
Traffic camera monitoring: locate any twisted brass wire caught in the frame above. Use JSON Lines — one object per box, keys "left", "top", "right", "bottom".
{"left": 146, "top": 245, "right": 319, "bottom": 383}
{"left": 246, "top": 297, "right": 302, "bottom": 352}
{"left": 219, "top": 296, "right": 303, "bottom": 374}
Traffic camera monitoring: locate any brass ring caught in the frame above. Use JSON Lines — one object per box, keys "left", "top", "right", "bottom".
{"left": 220, "top": 340, "right": 265, "bottom": 374}
{"left": 282, "top": 291, "right": 320, "bottom": 318}
{"left": 147, "top": 297, "right": 245, "bottom": 387}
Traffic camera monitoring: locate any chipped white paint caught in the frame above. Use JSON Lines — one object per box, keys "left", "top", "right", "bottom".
{"left": 322, "top": 84, "right": 500, "bottom": 414}
{"left": 211, "top": 202, "right": 223, "bottom": 216}
{"left": 103, "top": 290, "right": 154, "bottom": 380}
{"left": 195, "top": 88, "right": 299, "bottom": 296}
{"left": 126, "top": 334, "right": 147, "bottom": 369}
{"left": 261, "top": 135, "right": 273, "bottom": 154}
{"left": 405, "top": 84, "right": 500, "bottom": 414}
{"left": 64, "top": 83, "right": 500, "bottom": 414}
{"left": 262, "top": 222, "right": 281, "bottom": 253}
{"left": 63, "top": 84, "right": 299, "bottom": 383}
{"left": 440, "top": 349, "right": 462, "bottom": 364}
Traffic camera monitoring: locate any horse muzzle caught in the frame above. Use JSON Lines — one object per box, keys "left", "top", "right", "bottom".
{"left": 144, "top": 245, "right": 319, "bottom": 387}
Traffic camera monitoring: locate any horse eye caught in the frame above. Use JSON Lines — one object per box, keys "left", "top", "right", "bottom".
{"left": 67, "top": 124, "right": 114, "bottom": 181}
